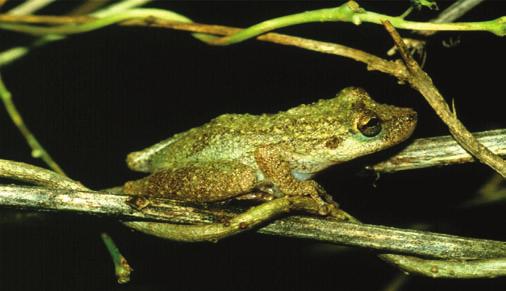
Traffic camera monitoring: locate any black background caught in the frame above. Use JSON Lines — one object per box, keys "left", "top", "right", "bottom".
{"left": 0, "top": 1, "right": 505, "bottom": 290}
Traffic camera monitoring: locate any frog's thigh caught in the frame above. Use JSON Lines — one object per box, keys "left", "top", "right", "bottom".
{"left": 124, "top": 162, "right": 257, "bottom": 202}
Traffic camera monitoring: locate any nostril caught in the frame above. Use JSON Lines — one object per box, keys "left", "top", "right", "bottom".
{"left": 406, "top": 112, "right": 418, "bottom": 122}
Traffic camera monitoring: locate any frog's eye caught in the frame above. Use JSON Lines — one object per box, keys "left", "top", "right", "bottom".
{"left": 357, "top": 114, "right": 382, "bottom": 137}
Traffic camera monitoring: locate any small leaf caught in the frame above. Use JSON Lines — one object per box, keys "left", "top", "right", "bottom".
{"left": 410, "top": 0, "right": 439, "bottom": 10}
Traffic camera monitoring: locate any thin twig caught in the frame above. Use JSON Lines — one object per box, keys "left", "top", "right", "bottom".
{"left": 122, "top": 19, "right": 410, "bottom": 79}
{"left": 380, "top": 254, "right": 506, "bottom": 278}
{"left": 418, "top": 0, "right": 485, "bottom": 36}
{"left": 0, "top": 14, "right": 92, "bottom": 24}
{"left": 0, "top": 3, "right": 504, "bottom": 38}
{"left": 434, "top": 0, "right": 484, "bottom": 23}
{"left": 69, "top": 0, "right": 111, "bottom": 16}
{"left": 0, "top": 0, "right": 151, "bottom": 66}
{"left": 0, "top": 75, "right": 66, "bottom": 175}
{"left": 381, "top": 273, "right": 409, "bottom": 291}
{"left": 7, "top": 0, "right": 55, "bottom": 16}
{"left": 462, "top": 174, "right": 506, "bottom": 206}
{"left": 198, "top": 1, "right": 505, "bottom": 45}
{"left": 101, "top": 233, "right": 133, "bottom": 284}
{"left": 0, "top": 159, "right": 85, "bottom": 190}
{"left": 383, "top": 21, "right": 506, "bottom": 177}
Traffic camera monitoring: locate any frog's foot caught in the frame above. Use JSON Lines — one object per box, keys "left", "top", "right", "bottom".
{"left": 269, "top": 178, "right": 338, "bottom": 216}
{"left": 275, "top": 181, "right": 340, "bottom": 217}
{"left": 310, "top": 181, "right": 339, "bottom": 208}
{"left": 290, "top": 180, "right": 340, "bottom": 216}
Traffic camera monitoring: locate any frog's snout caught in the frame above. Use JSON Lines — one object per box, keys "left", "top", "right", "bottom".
{"left": 401, "top": 109, "right": 418, "bottom": 136}
{"left": 403, "top": 110, "right": 418, "bottom": 127}
{"left": 406, "top": 110, "right": 418, "bottom": 123}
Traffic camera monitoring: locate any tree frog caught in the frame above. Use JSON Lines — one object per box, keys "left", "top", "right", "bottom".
{"left": 123, "top": 87, "right": 417, "bottom": 216}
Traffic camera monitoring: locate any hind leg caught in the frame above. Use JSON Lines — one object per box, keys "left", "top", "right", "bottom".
{"left": 123, "top": 161, "right": 258, "bottom": 202}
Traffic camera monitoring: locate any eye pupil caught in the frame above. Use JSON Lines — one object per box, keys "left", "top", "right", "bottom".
{"left": 358, "top": 116, "right": 382, "bottom": 137}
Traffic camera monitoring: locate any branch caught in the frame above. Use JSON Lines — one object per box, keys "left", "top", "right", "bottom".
{"left": 2, "top": 184, "right": 506, "bottom": 261}
{"left": 383, "top": 21, "right": 506, "bottom": 177}
{"left": 2, "top": 157, "right": 506, "bottom": 278}
{"left": 371, "top": 129, "right": 506, "bottom": 173}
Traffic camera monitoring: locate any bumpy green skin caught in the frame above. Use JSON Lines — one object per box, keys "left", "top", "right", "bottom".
{"left": 124, "top": 87, "right": 417, "bottom": 203}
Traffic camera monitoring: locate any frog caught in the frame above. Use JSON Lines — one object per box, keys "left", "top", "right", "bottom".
{"left": 123, "top": 87, "right": 417, "bottom": 220}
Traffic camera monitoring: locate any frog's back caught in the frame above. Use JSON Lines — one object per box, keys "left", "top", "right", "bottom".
{"left": 127, "top": 113, "right": 274, "bottom": 172}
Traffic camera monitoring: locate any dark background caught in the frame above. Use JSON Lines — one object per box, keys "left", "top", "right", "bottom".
{"left": 0, "top": 1, "right": 505, "bottom": 290}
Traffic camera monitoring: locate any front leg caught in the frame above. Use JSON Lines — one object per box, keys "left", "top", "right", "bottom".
{"left": 254, "top": 145, "right": 339, "bottom": 216}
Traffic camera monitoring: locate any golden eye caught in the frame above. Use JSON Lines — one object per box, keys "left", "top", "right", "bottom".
{"left": 357, "top": 115, "right": 382, "bottom": 137}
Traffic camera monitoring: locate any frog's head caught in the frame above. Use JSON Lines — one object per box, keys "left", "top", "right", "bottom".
{"left": 315, "top": 87, "right": 417, "bottom": 165}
